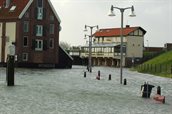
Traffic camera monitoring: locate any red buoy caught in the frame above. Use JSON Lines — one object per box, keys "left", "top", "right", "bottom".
{"left": 96, "top": 76, "right": 100, "bottom": 80}
{"left": 153, "top": 94, "right": 165, "bottom": 104}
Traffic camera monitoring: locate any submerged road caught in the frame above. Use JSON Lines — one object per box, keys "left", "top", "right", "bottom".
{"left": 0, "top": 66, "right": 172, "bottom": 114}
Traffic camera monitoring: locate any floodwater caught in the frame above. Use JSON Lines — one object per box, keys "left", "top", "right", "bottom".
{"left": 0, "top": 66, "right": 172, "bottom": 114}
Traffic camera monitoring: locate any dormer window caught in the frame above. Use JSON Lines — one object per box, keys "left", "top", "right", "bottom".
{"left": 10, "top": 6, "right": 16, "bottom": 12}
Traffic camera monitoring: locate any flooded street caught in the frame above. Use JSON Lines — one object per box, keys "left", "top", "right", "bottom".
{"left": 0, "top": 66, "right": 172, "bottom": 114}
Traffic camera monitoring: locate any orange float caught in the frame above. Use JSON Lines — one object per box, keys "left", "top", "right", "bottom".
{"left": 153, "top": 94, "right": 165, "bottom": 104}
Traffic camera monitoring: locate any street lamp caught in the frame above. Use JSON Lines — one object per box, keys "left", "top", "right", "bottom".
{"left": 108, "top": 5, "right": 136, "bottom": 84}
{"left": 84, "top": 25, "right": 99, "bottom": 73}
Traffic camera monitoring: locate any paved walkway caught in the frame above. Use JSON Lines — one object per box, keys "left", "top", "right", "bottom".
{"left": 0, "top": 66, "right": 172, "bottom": 114}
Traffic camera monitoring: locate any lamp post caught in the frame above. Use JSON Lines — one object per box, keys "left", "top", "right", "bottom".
{"left": 108, "top": 5, "right": 136, "bottom": 84}
{"left": 84, "top": 25, "right": 98, "bottom": 73}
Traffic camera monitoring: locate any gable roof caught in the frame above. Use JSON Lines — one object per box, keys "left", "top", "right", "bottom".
{"left": 0, "top": 0, "right": 30, "bottom": 19}
{"left": 94, "top": 27, "right": 146, "bottom": 37}
{"left": 47, "top": 0, "right": 61, "bottom": 23}
{"left": 0, "top": 0, "right": 61, "bottom": 22}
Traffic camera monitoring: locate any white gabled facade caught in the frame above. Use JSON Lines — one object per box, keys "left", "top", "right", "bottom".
{"left": 80, "top": 26, "right": 146, "bottom": 67}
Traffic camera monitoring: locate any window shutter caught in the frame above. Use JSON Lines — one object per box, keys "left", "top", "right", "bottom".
{"left": 43, "top": 40, "right": 48, "bottom": 50}
{"left": 33, "top": 25, "right": 36, "bottom": 36}
{"left": 32, "top": 39, "right": 36, "bottom": 50}
{"left": 46, "top": 24, "right": 49, "bottom": 34}
{"left": 35, "top": 8, "right": 38, "bottom": 19}
{"left": 43, "top": 8, "right": 46, "bottom": 19}
{"left": 43, "top": 26, "right": 46, "bottom": 36}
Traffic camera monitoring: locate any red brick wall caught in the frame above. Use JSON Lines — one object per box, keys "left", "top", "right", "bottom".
{"left": 16, "top": 0, "right": 60, "bottom": 64}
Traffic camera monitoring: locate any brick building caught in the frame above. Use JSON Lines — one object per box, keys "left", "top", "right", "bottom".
{"left": 0, "top": 0, "right": 72, "bottom": 68}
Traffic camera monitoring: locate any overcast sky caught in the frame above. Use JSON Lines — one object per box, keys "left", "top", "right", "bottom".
{"left": 51, "top": 0, "right": 172, "bottom": 47}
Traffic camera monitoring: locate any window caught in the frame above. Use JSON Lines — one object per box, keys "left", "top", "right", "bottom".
{"left": 24, "top": 21, "right": 29, "bottom": 32}
{"left": 35, "top": 40, "right": 43, "bottom": 51}
{"left": 50, "top": 24, "right": 54, "bottom": 34}
{"left": 134, "top": 30, "right": 139, "bottom": 36}
{"left": 36, "top": 25, "right": 43, "bottom": 36}
{"left": 24, "top": 12, "right": 29, "bottom": 18}
{"left": 49, "top": 38, "right": 54, "bottom": 48}
{"left": 23, "top": 36, "right": 28, "bottom": 47}
{"left": 37, "top": 7, "right": 43, "bottom": 20}
{"left": 50, "top": 15, "right": 54, "bottom": 21}
{"left": 9, "top": 6, "right": 16, "bottom": 12}
{"left": 129, "top": 32, "right": 134, "bottom": 36}
{"left": 22, "top": 53, "right": 28, "bottom": 61}
{"left": 139, "top": 30, "right": 143, "bottom": 36}
{"left": 37, "top": 0, "right": 43, "bottom": 7}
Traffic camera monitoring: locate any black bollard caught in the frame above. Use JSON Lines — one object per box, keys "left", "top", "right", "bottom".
{"left": 157, "top": 86, "right": 161, "bottom": 95}
{"left": 90, "top": 67, "right": 92, "bottom": 73}
{"left": 163, "top": 96, "right": 165, "bottom": 104}
{"left": 87, "top": 66, "right": 89, "bottom": 72}
{"left": 96, "top": 71, "right": 100, "bottom": 80}
{"left": 98, "top": 70, "right": 100, "bottom": 77}
{"left": 7, "top": 55, "right": 15, "bottom": 86}
{"left": 123, "top": 78, "right": 127, "bottom": 85}
{"left": 84, "top": 71, "right": 86, "bottom": 78}
{"left": 109, "top": 74, "right": 111, "bottom": 80}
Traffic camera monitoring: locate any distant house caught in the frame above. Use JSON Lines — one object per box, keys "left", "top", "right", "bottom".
{"left": 144, "top": 47, "right": 164, "bottom": 52}
{"left": 80, "top": 25, "right": 146, "bottom": 67}
{"left": 164, "top": 43, "right": 172, "bottom": 51}
{"left": 0, "top": 0, "right": 72, "bottom": 68}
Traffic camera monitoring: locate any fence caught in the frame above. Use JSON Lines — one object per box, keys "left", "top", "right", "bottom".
{"left": 137, "top": 64, "right": 172, "bottom": 75}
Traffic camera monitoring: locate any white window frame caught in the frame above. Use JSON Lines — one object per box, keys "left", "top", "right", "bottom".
{"left": 35, "top": 40, "right": 43, "bottom": 51}
{"left": 50, "top": 15, "right": 54, "bottom": 21}
{"left": 24, "top": 21, "right": 29, "bottom": 32}
{"left": 22, "top": 53, "right": 28, "bottom": 61}
{"left": 36, "top": 25, "right": 43, "bottom": 36}
{"left": 50, "top": 24, "right": 54, "bottom": 34}
{"left": 37, "top": 7, "right": 43, "bottom": 20}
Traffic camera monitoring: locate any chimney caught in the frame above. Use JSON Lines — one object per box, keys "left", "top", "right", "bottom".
{"left": 126, "top": 25, "right": 130, "bottom": 28}
{"left": 5, "top": 0, "right": 11, "bottom": 8}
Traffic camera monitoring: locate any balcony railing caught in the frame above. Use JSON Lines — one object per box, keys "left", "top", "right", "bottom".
{"left": 80, "top": 51, "right": 126, "bottom": 58}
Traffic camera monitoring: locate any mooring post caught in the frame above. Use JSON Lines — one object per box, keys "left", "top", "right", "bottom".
{"left": 157, "top": 86, "right": 161, "bottom": 95}
{"left": 123, "top": 78, "right": 127, "bottom": 85}
{"left": 6, "top": 42, "right": 15, "bottom": 86}
{"left": 84, "top": 71, "right": 86, "bottom": 78}
{"left": 7, "top": 55, "right": 15, "bottom": 86}
{"left": 109, "top": 74, "right": 111, "bottom": 80}
{"left": 98, "top": 70, "right": 100, "bottom": 77}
